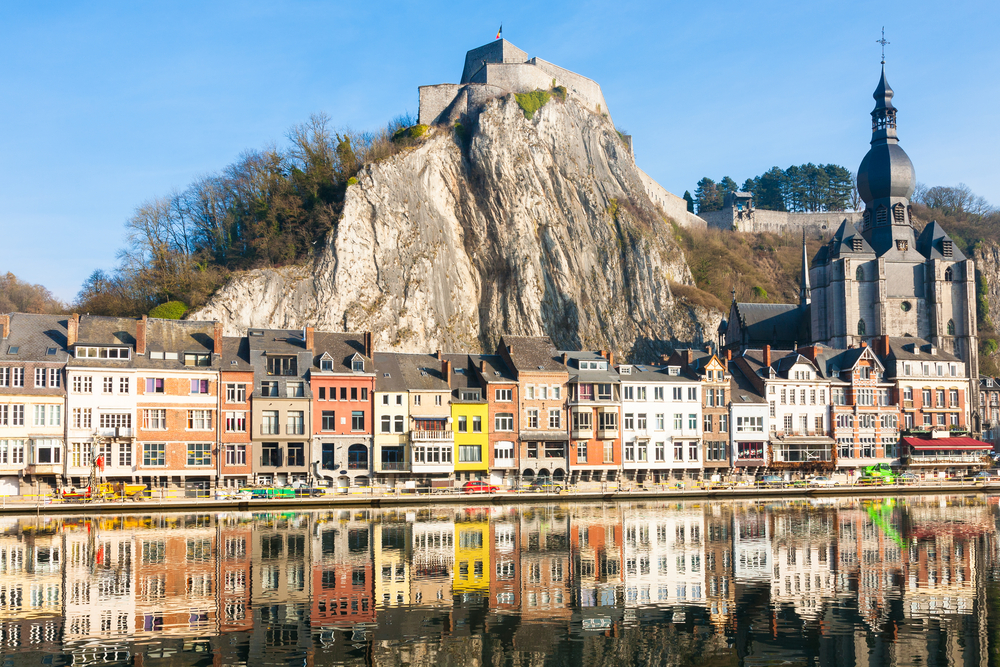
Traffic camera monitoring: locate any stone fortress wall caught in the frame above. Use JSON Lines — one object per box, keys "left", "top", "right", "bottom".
{"left": 637, "top": 168, "right": 706, "bottom": 229}
{"left": 701, "top": 207, "right": 863, "bottom": 237}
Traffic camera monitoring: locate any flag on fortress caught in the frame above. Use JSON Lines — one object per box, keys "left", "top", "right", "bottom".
{"left": 495, "top": 25, "right": 502, "bottom": 39}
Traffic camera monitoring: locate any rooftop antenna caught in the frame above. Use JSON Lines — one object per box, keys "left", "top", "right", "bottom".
{"left": 876, "top": 27, "right": 889, "bottom": 64}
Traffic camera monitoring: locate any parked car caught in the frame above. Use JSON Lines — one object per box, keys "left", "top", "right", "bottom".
{"left": 856, "top": 475, "right": 886, "bottom": 486}
{"left": 755, "top": 475, "right": 784, "bottom": 488}
{"left": 527, "top": 478, "right": 563, "bottom": 493}
{"left": 971, "top": 471, "right": 1000, "bottom": 482}
{"left": 897, "top": 473, "right": 919, "bottom": 485}
{"left": 462, "top": 480, "right": 500, "bottom": 494}
{"left": 807, "top": 475, "right": 839, "bottom": 487}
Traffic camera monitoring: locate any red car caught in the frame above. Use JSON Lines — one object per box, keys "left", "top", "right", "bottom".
{"left": 462, "top": 480, "right": 500, "bottom": 494}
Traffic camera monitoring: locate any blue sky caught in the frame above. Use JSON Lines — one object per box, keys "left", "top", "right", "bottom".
{"left": 2, "top": 1, "right": 998, "bottom": 301}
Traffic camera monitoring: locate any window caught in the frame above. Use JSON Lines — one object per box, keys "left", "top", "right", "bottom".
{"left": 226, "top": 383, "right": 246, "bottom": 403}
{"left": 603, "top": 441, "right": 614, "bottom": 463}
{"left": 688, "top": 387, "right": 698, "bottom": 401}
{"left": 145, "top": 378, "right": 164, "bottom": 394}
{"left": 351, "top": 411, "right": 364, "bottom": 431}
{"left": 75, "top": 346, "right": 130, "bottom": 360}
{"left": 688, "top": 414, "right": 697, "bottom": 430}
{"left": 599, "top": 411, "right": 617, "bottom": 430}
{"left": 769, "top": 401, "right": 776, "bottom": 417}
{"left": 32, "top": 405, "right": 60, "bottom": 427}
{"left": 548, "top": 409, "right": 561, "bottom": 429}
{"left": 459, "top": 445, "right": 482, "bottom": 462}
{"left": 32, "top": 439, "right": 61, "bottom": 464}
{"left": 654, "top": 387, "right": 664, "bottom": 400}
{"left": 72, "top": 407, "right": 92, "bottom": 429}
{"left": 495, "top": 441, "right": 515, "bottom": 461}
{"left": 527, "top": 409, "right": 539, "bottom": 429}
{"left": 225, "top": 444, "right": 247, "bottom": 466}
{"left": 495, "top": 388, "right": 512, "bottom": 402}
{"left": 144, "top": 409, "right": 166, "bottom": 430}
{"left": 947, "top": 319, "right": 955, "bottom": 336}
{"left": 352, "top": 358, "right": 364, "bottom": 372}
{"left": 656, "top": 413, "right": 664, "bottom": 430}
{"left": 379, "top": 415, "right": 391, "bottom": 433}
{"left": 184, "top": 353, "right": 210, "bottom": 367}
{"left": 435, "top": 395, "right": 442, "bottom": 406}
{"left": 672, "top": 387, "right": 682, "bottom": 401}
{"left": 188, "top": 410, "right": 212, "bottom": 430}
{"left": 856, "top": 265, "right": 865, "bottom": 281}
{"left": 288, "top": 443, "right": 306, "bottom": 466}
{"left": 119, "top": 442, "right": 132, "bottom": 467}
{"left": 287, "top": 382, "right": 304, "bottom": 398}
{"left": 597, "top": 384, "right": 612, "bottom": 400}
{"left": 950, "top": 389, "right": 959, "bottom": 407}
{"left": 340, "top": 387, "right": 347, "bottom": 400}
{"left": 703, "top": 414, "right": 712, "bottom": 432}
{"left": 674, "top": 413, "right": 683, "bottom": 430}
{"left": 99, "top": 413, "right": 130, "bottom": 430}
{"left": 73, "top": 375, "right": 93, "bottom": 393}
{"left": 287, "top": 411, "right": 305, "bottom": 435}
{"left": 624, "top": 413, "right": 634, "bottom": 430}
{"left": 655, "top": 442, "right": 665, "bottom": 461}
{"left": 457, "top": 416, "right": 467, "bottom": 433}
{"left": 225, "top": 411, "right": 247, "bottom": 433}
{"left": 674, "top": 443, "right": 683, "bottom": 462}
{"left": 576, "top": 441, "right": 587, "bottom": 460}
{"left": 190, "top": 379, "right": 210, "bottom": 394}
{"left": 143, "top": 443, "right": 165, "bottom": 467}
{"left": 922, "top": 389, "right": 931, "bottom": 405}
{"left": 624, "top": 441, "right": 635, "bottom": 461}
{"left": 394, "top": 416, "right": 404, "bottom": 433}
{"left": 637, "top": 413, "right": 647, "bottom": 430}
{"left": 527, "top": 442, "right": 538, "bottom": 459}
{"left": 187, "top": 443, "right": 211, "bottom": 466}
{"left": 350, "top": 387, "right": 358, "bottom": 401}
{"left": 413, "top": 395, "right": 421, "bottom": 406}
{"left": 526, "top": 386, "right": 535, "bottom": 399}
{"left": 720, "top": 414, "right": 728, "bottom": 433}
{"left": 858, "top": 319, "right": 866, "bottom": 336}
{"left": 783, "top": 415, "right": 793, "bottom": 432}
{"left": 322, "top": 411, "right": 336, "bottom": 431}
{"left": 33, "top": 368, "right": 46, "bottom": 388}
{"left": 815, "top": 415, "right": 824, "bottom": 433}
{"left": 266, "top": 356, "right": 296, "bottom": 376}
{"left": 496, "top": 413, "right": 514, "bottom": 431}
{"left": 473, "top": 416, "right": 482, "bottom": 432}
{"left": 261, "top": 411, "right": 279, "bottom": 435}
{"left": 623, "top": 386, "right": 634, "bottom": 401}
{"left": 260, "top": 381, "right": 278, "bottom": 397}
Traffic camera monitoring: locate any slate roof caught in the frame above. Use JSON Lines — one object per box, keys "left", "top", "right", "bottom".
{"left": 470, "top": 354, "right": 516, "bottom": 384}
{"left": 311, "top": 332, "right": 372, "bottom": 374}
{"left": 562, "top": 350, "right": 618, "bottom": 383}
{"left": 916, "top": 221, "right": 967, "bottom": 261}
{"left": 77, "top": 315, "right": 137, "bottom": 347}
{"left": 501, "top": 335, "right": 565, "bottom": 373}
{"left": 617, "top": 363, "right": 683, "bottom": 383}
{"left": 222, "top": 336, "right": 252, "bottom": 372}
{"left": 138, "top": 319, "right": 221, "bottom": 370}
{"left": 823, "top": 219, "right": 876, "bottom": 260}
{"left": 732, "top": 303, "right": 810, "bottom": 349}
{"left": 0, "top": 313, "right": 69, "bottom": 362}
{"left": 373, "top": 353, "right": 449, "bottom": 393}
{"left": 729, "top": 364, "right": 766, "bottom": 404}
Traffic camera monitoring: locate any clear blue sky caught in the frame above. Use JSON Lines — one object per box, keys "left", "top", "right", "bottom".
{"left": 2, "top": 1, "right": 998, "bottom": 301}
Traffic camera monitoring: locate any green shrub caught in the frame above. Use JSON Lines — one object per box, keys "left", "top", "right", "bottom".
{"left": 551, "top": 85, "right": 567, "bottom": 102}
{"left": 985, "top": 338, "right": 999, "bottom": 355}
{"left": 453, "top": 122, "right": 469, "bottom": 144}
{"left": 392, "top": 124, "right": 429, "bottom": 142}
{"left": 515, "top": 90, "right": 551, "bottom": 119}
{"left": 347, "top": 177, "right": 358, "bottom": 186}
{"left": 752, "top": 286, "right": 768, "bottom": 299}
{"left": 148, "top": 301, "right": 188, "bottom": 320}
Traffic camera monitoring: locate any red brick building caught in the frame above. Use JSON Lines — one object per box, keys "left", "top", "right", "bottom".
{"left": 219, "top": 336, "right": 253, "bottom": 488}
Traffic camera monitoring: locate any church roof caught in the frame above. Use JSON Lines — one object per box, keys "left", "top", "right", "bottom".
{"left": 826, "top": 219, "right": 875, "bottom": 258}
{"left": 733, "top": 303, "right": 810, "bottom": 349}
{"left": 916, "top": 221, "right": 967, "bottom": 261}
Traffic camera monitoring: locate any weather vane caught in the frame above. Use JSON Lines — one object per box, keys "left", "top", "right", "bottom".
{"left": 877, "top": 27, "right": 889, "bottom": 64}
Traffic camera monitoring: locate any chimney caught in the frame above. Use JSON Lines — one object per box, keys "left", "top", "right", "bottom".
{"left": 0, "top": 314, "right": 8, "bottom": 340}
{"left": 480, "top": 360, "right": 486, "bottom": 373}
{"left": 304, "top": 326, "right": 314, "bottom": 352}
{"left": 364, "top": 331, "right": 372, "bottom": 358}
{"left": 608, "top": 351, "right": 615, "bottom": 366}
{"left": 685, "top": 350, "right": 694, "bottom": 366}
{"left": 724, "top": 348, "right": 731, "bottom": 371}
{"left": 436, "top": 349, "right": 443, "bottom": 361}
{"left": 562, "top": 352, "right": 568, "bottom": 366}
{"left": 880, "top": 334, "right": 890, "bottom": 357}
{"left": 599, "top": 349, "right": 608, "bottom": 360}
{"left": 799, "top": 344, "right": 822, "bottom": 361}
{"left": 135, "top": 315, "right": 147, "bottom": 356}
{"left": 213, "top": 322, "right": 223, "bottom": 355}
{"left": 725, "top": 349, "right": 732, "bottom": 361}
{"left": 442, "top": 359, "right": 452, "bottom": 387}
{"left": 67, "top": 313, "right": 79, "bottom": 348}
{"left": 763, "top": 344, "right": 771, "bottom": 369}
{"left": 705, "top": 344, "right": 713, "bottom": 355}
{"left": 860, "top": 341, "right": 867, "bottom": 348}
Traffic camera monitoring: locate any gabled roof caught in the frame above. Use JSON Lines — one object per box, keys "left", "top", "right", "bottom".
{"left": 732, "top": 303, "right": 810, "bottom": 349}
{"left": 246, "top": 328, "right": 310, "bottom": 354}
{"left": 826, "top": 218, "right": 875, "bottom": 258}
{"left": 222, "top": 336, "right": 252, "bottom": 371}
{"left": 916, "top": 221, "right": 967, "bottom": 261}
{"left": 470, "top": 354, "right": 516, "bottom": 383}
{"left": 0, "top": 313, "right": 68, "bottom": 362}
{"left": 500, "top": 335, "right": 566, "bottom": 373}
{"left": 77, "top": 315, "right": 137, "bottom": 347}
{"left": 443, "top": 353, "right": 482, "bottom": 392}
{"left": 145, "top": 319, "right": 216, "bottom": 355}
{"left": 311, "top": 332, "right": 372, "bottom": 373}
{"left": 372, "top": 353, "right": 449, "bottom": 392}
{"left": 562, "top": 350, "right": 618, "bottom": 382}
{"left": 813, "top": 346, "right": 884, "bottom": 380}
{"left": 729, "top": 364, "right": 766, "bottom": 404}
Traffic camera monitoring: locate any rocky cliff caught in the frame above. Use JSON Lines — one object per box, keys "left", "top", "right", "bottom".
{"left": 191, "top": 94, "right": 722, "bottom": 361}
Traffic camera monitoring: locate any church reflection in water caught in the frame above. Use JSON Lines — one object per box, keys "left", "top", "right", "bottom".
{"left": 0, "top": 495, "right": 997, "bottom": 666}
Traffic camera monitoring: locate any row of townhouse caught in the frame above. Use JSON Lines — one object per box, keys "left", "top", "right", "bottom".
{"left": 0, "top": 312, "right": 990, "bottom": 495}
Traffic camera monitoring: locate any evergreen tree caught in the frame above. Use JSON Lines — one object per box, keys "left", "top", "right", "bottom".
{"left": 755, "top": 167, "right": 786, "bottom": 211}
{"left": 741, "top": 178, "right": 756, "bottom": 196}
{"left": 683, "top": 191, "right": 694, "bottom": 213}
{"left": 719, "top": 176, "right": 738, "bottom": 202}
{"left": 695, "top": 178, "right": 723, "bottom": 213}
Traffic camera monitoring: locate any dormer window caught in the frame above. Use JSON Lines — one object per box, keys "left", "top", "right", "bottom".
{"left": 851, "top": 238, "right": 863, "bottom": 252}
{"left": 667, "top": 366, "right": 680, "bottom": 376}
{"left": 351, "top": 355, "right": 364, "bottom": 372}
{"left": 321, "top": 359, "right": 333, "bottom": 371}
{"left": 460, "top": 389, "right": 480, "bottom": 401}
{"left": 184, "top": 353, "right": 210, "bottom": 367}
{"left": 579, "top": 360, "right": 608, "bottom": 370}
{"left": 619, "top": 365, "right": 632, "bottom": 375}
{"left": 266, "top": 355, "right": 296, "bottom": 376}
{"left": 75, "top": 346, "right": 130, "bottom": 360}
{"left": 943, "top": 240, "right": 953, "bottom": 258}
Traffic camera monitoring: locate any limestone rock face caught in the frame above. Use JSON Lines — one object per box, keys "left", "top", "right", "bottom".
{"left": 975, "top": 241, "right": 1000, "bottom": 328}
{"left": 192, "top": 95, "right": 721, "bottom": 361}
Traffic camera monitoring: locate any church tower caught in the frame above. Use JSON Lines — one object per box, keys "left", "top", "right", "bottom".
{"left": 808, "top": 60, "right": 978, "bottom": 418}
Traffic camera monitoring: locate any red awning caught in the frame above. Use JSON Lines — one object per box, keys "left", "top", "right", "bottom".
{"left": 901, "top": 436, "right": 993, "bottom": 451}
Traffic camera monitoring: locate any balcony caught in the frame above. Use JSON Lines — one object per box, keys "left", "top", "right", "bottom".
{"left": 906, "top": 454, "right": 987, "bottom": 465}
{"left": 411, "top": 430, "right": 454, "bottom": 441}
{"left": 597, "top": 428, "right": 619, "bottom": 439}
{"left": 571, "top": 428, "right": 594, "bottom": 439}
{"left": 378, "top": 461, "right": 410, "bottom": 472}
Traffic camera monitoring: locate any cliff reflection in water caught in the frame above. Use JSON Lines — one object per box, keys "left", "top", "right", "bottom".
{"left": 0, "top": 496, "right": 997, "bottom": 666}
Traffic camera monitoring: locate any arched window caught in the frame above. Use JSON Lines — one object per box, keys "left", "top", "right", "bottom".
{"left": 948, "top": 319, "right": 956, "bottom": 336}
{"left": 348, "top": 444, "right": 369, "bottom": 470}
{"left": 858, "top": 319, "right": 867, "bottom": 336}
{"left": 893, "top": 203, "right": 906, "bottom": 223}
{"left": 856, "top": 265, "right": 865, "bottom": 282}
{"left": 945, "top": 266, "right": 954, "bottom": 282}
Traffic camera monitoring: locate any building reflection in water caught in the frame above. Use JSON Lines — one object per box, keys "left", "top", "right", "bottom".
{"left": 0, "top": 495, "right": 997, "bottom": 666}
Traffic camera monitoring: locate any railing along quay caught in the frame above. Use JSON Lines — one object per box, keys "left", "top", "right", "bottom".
{"left": 2, "top": 478, "right": 999, "bottom": 515}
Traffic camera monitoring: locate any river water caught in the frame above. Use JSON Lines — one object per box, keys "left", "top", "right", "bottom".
{"left": 0, "top": 495, "right": 997, "bottom": 666}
